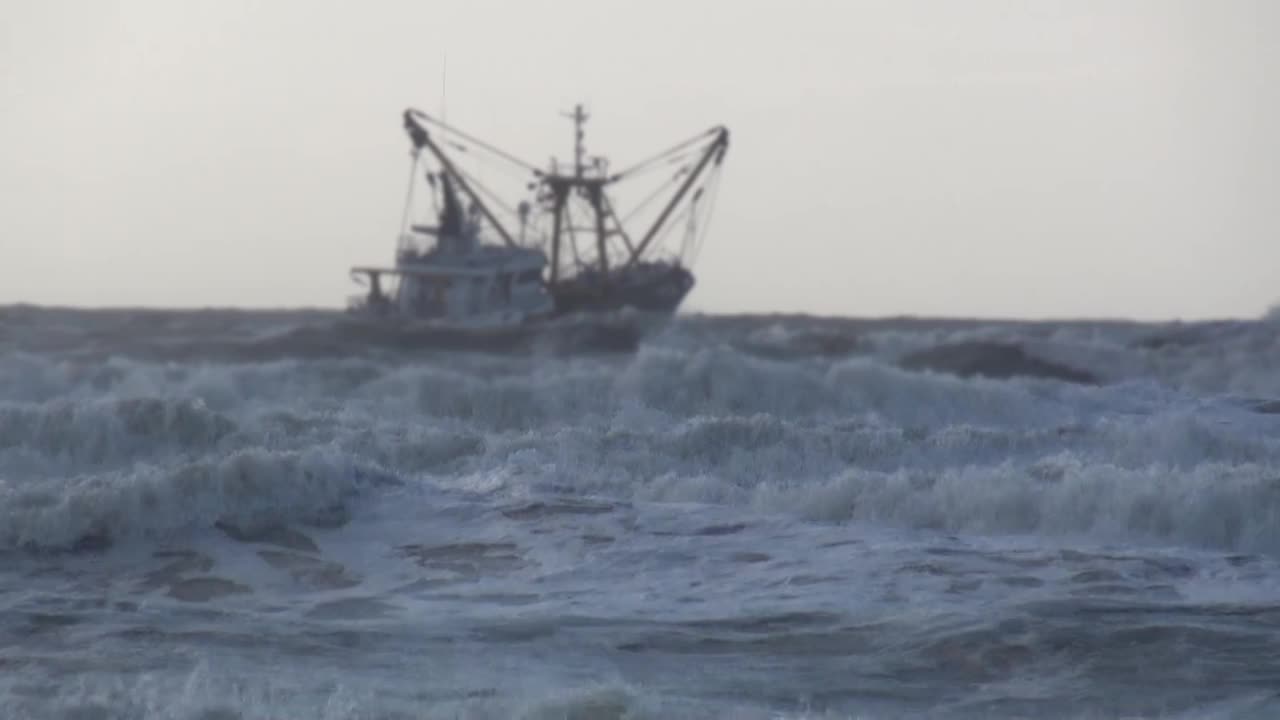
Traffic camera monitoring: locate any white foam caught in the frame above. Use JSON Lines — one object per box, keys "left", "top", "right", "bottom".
{"left": 3, "top": 316, "right": 1280, "bottom": 559}
{"left": 0, "top": 446, "right": 374, "bottom": 550}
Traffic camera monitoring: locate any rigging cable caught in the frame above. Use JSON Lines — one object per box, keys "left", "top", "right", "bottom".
{"left": 608, "top": 127, "right": 722, "bottom": 182}
{"left": 407, "top": 109, "right": 542, "bottom": 174}
{"left": 455, "top": 143, "right": 541, "bottom": 185}
{"left": 603, "top": 196, "right": 636, "bottom": 256}
{"left": 618, "top": 166, "right": 690, "bottom": 225}
{"left": 398, "top": 151, "right": 420, "bottom": 243}
{"left": 449, "top": 162, "right": 522, "bottom": 219}
{"left": 639, "top": 199, "right": 692, "bottom": 262}
{"left": 683, "top": 167, "right": 723, "bottom": 267}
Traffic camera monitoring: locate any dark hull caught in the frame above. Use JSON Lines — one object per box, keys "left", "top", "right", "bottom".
{"left": 549, "top": 262, "right": 695, "bottom": 316}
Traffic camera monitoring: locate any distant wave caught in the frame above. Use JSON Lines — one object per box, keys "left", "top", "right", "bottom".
{"left": 0, "top": 446, "right": 382, "bottom": 552}
{"left": 3, "top": 305, "right": 1280, "bottom": 557}
{"left": 898, "top": 341, "right": 1098, "bottom": 384}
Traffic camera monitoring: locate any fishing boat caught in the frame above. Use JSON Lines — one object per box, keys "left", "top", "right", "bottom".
{"left": 344, "top": 104, "right": 728, "bottom": 351}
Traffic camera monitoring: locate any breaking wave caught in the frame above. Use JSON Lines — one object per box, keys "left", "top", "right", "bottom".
{"left": 2, "top": 307, "right": 1279, "bottom": 558}
{"left": 5, "top": 306, "right": 1280, "bottom": 717}
{"left": 0, "top": 447, "right": 379, "bottom": 551}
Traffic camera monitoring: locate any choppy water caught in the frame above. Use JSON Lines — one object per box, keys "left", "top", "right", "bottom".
{"left": 3, "top": 304, "right": 1280, "bottom": 719}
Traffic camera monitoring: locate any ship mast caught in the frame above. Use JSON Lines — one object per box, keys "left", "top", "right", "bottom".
{"left": 567, "top": 103, "right": 587, "bottom": 178}
{"left": 545, "top": 104, "right": 612, "bottom": 283}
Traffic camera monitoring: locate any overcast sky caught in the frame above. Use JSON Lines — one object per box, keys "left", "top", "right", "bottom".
{"left": 2, "top": 0, "right": 1276, "bottom": 320}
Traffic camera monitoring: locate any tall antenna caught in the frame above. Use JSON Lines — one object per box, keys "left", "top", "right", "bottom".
{"left": 440, "top": 53, "right": 448, "bottom": 148}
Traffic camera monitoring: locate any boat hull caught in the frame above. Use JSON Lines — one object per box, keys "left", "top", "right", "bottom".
{"left": 549, "top": 263, "right": 695, "bottom": 316}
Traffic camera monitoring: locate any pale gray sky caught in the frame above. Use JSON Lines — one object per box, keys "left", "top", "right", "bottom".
{"left": 2, "top": 0, "right": 1276, "bottom": 320}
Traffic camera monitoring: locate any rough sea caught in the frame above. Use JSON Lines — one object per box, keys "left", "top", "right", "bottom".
{"left": 3, "top": 304, "right": 1280, "bottom": 719}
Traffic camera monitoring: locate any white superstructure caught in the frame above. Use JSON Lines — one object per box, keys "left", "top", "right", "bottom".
{"left": 349, "top": 168, "right": 554, "bottom": 329}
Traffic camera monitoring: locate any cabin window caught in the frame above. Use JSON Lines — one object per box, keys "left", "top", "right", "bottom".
{"left": 517, "top": 269, "right": 542, "bottom": 284}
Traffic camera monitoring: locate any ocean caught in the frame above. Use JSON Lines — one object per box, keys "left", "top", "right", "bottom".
{"left": 2, "top": 305, "right": 1279, "bottom": 719}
